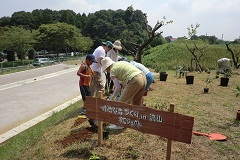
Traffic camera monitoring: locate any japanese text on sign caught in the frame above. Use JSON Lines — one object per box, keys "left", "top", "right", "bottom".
{"left": 100, "top": 105, "right": 163, "bottom": 127}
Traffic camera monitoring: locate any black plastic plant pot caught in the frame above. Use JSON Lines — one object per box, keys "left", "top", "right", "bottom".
{"left": 160, "top": 72, "right": 168, "bottom": 81}
{"left": 220, "top": 77, "right": 229, "bottom": 87}
{"left": 186, "top": 76, "right": 194, "bottom": 84}
{"left": 236, "top": 110, "right": 240, "bottom": 120}
{"left": 203, "top": 88, "right": 209, "bottom": 93}
{"left": 103, "top": 131, "right": 109, "bottom": 140}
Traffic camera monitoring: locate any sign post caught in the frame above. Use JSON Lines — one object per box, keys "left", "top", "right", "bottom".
{"left": 97, "top": 91, "right": 103, "bottom": 145}
{"left": 166, "top": 103, "right": 174, "bottom": 160}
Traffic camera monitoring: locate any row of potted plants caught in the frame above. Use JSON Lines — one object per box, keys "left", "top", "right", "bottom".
{"left": 155, "top": 66, "right": 233, "bottom": 91}
{"left": 155, "top": 67, "right": 239, "bottom": 121}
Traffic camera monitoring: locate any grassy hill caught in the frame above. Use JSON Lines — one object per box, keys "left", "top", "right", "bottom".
{"left": 142, "top": 39, "right": 239, "bottom": 71}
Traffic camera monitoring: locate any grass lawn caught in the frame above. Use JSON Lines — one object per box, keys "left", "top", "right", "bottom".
{"left": 0, "top": 69, "right": 239, "bottom": 160}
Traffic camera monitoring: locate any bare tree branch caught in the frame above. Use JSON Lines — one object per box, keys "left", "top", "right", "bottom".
{"left": 226, "top": 43, "right": 240, "bottom": 69}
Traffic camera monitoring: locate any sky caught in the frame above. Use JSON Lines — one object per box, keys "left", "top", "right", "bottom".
{"left": 0, "top": 0, "right": 240, "bottom": 41}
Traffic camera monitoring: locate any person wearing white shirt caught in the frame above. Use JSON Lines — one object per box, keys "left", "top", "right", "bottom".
{"left": 90, "top": 41, "right": 113, "bottom": 97}
{"left": 217, "top": 58, "right": 232, "bottom": 73}
{"left": 106, "top": 40, "right": 122, "bottom": 93}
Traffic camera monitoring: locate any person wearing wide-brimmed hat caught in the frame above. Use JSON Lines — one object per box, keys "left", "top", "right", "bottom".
{"left": 101, "top": 57, "right": 146, "bottom": 105}
{"left": 106, "top": 40, "right": 122, "bottom": 94}
{"left": 217, "top": 58, "right": 232, "bottom": 73}
{"left": 90, "top": 41, "right": 113, "bottom": 97}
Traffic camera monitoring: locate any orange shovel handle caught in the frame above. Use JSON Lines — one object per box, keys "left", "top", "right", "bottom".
{"left": 192, "top": 131, "right": 209, "bottom": 137}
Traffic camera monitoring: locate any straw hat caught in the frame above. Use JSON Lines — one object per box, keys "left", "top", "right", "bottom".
{"left": 101, "top": 57, "right": 115, "bottom": 72}
{"left": 113, "top": 40, "right": 122, "bottom": 50}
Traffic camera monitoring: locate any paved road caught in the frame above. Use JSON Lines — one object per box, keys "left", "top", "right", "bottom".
{"left": 0, "top": 64, "right": 80, "bottom": 135}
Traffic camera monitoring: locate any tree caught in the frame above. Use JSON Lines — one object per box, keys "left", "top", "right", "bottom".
{"left": 59, "top": 10, "right": 76, "bottom": 25}
{"left": 123, "top": 14, "right": 172, "bottom": 63}
{"left": 32, "top": 9, "right": 60, "bottom": 29}
{"left": 187, "top": 23, "right": 200, "bottom": 40}
{"left": 76, "top": 13, "right": 87, "bottom": 29}
{"left": 186, "top": 23, "right": 208, "bottom": 72}
{"left": 35, "top": 23, "right": 83, "bottom": 54}
{"left": 0, "top": 16, "right": 11, "bottom": 27}
{"left": 150, "top": 34, "right": 167, "bottom": 48}
{"left": 69, "top": 36, "right": 93, "bottom": 53}
{"left": 186, "top": 41, "right": 208, "bottom": 72}
{"left": 10, "top": 11, "right": 35, "bottom": 29}
{"left": 226, "top": 42, "right": 240, "bottom": 69}
{"left": 0, "top": 26, "right": 35, "bottom": 61}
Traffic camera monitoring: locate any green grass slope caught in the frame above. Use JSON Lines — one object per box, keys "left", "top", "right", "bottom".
{"left": 143, "top": 40, "right": 239, "bottom": 71}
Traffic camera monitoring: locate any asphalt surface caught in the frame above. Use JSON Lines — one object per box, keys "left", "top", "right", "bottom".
{"left": 0, "top": 64, "right": 80, "bottom": 136}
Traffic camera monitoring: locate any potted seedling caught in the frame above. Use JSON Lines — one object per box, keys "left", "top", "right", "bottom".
{"left": 203, "top": 68, "right": 215, "bottom": 93}
{"left": 103, "top": 127, "right": 110, "bottom": 140}
{"left": 89, "top": 154, "right": 100, "bottom": 160}
{"left": 219, "top": 69, "right": 232, "bottom": 87}
{"left": 204, "top": 77, "right": 213, "bottom": 93}
{"left": 186, "top": 75, "right": 194, "bottom": 84}
{"left": 154, "top": 65, "right": 168, "bottom": 81}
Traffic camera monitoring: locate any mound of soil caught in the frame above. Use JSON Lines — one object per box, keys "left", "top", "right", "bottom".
{"left": 71, "top": 118, "right": 87, "bottom": 128}
{"left": 55, "top": 118, "right": 98, "bottom": 147}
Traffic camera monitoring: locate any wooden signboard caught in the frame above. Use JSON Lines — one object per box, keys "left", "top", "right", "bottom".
{"left": 85, "top": 96, "right": 194, "bottom": 144}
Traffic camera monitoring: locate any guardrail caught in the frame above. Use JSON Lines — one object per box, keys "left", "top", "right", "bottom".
{"left": 0, "top": 56, "right": 84, "bottom": 75}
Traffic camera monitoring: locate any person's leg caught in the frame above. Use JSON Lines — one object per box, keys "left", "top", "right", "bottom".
{"left": 80, "top": 86, "right": 86, "bottom": 101}
{"left": 119, "top": 73, "right": 146, "bottom": 105}
{"left": 90, "top": 72, "right": 104, "bottom": 97}
{"left": 132, "top": 73, "right": 146, "bottom": 105}
{"left": 82, "top": 85, "right": 95, "bottom": 124}
{"left": 90, "top": 73, "right": 97, "bottom": 97}
{"left": 106, "top": 72, "right": 110, "bottom": 91}
{"left": 80, "top": 86, "right": 86, "bottom": 114}
{"left": 109, "top": 80, "right": 114, "bottom": 93}
{"left": 84, "top": 85, "right": 91, "bottom": 96}
{"left": 100, "top": 72, "right": 106, "bottom": 94}
{"left": 95, "top": 72, "right": 105, "bottom": 97}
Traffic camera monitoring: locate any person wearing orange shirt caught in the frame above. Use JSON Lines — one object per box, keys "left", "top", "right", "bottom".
{"left": 77, "top": 54, "right": 97, "bottom": 114}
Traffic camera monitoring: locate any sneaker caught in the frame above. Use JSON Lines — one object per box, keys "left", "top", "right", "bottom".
{"left": 78, "top": 115, "right": 87, "bottom": 119}
{"left": 88, "top": 118, "right": 95, "bottom": 125}
{"left": 93, "top": 120, "right": 98, "bottom": 126}
{"left": 88, "top": 119, "right": 98, "bottom": 126}
{"left": 107, "top": 124, "right": 124, "bottom": 130}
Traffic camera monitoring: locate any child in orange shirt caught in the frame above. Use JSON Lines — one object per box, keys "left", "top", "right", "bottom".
{"left": 77, "top": 54, "right": 96, "bottom": 114}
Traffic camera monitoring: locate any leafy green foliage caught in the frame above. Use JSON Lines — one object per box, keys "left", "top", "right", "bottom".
{"left": 89, "top": 154, "right": 100, "bottom": 160}
{"left": 0, "top": 26, "right": 35, "bottom": 61}
{"left": 233, "top": 86, "right": 240, "bottom": 97}
{"left": 223, "top": 69, "right": 232, "bottom": 78}
{"left": 35, "top": 23, "right": 83, "bottom": 52}
{"left": 142, "top": 40, "right": 234, "bottom": 71}
{"left": 0, "top": 6, "right": 160, "bottom": 54}
{"left": 27, "top": 48, "right": 35, "bottom": 59}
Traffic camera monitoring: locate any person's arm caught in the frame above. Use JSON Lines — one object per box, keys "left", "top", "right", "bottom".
{"left": 109, "top": 77, "right": 121, "bottom": 100}
{"left": 77, "top": 64, "right": 91, "bottom": 79}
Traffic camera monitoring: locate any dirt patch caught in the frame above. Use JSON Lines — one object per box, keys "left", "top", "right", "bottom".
{"left": 55, "top": 118, "right": 98, "bottom": 147}
{"left": 55, "top": 129, "right": 92, "bottom": 147}
{"left": 70, "top": 117, "right": 87, "bottom": 128}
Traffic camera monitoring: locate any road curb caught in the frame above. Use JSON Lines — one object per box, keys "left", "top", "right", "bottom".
{"left": 0, "top": 95, "right": 82, "bottom": 144}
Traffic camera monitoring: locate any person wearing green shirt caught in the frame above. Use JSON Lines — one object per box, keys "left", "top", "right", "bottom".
{"left": 101, "top": 57, "right": 146, "bottom": 106}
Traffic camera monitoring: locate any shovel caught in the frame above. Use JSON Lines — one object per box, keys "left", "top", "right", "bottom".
{"left": 192, "top": 131, "right": 227, "bottom": 141}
